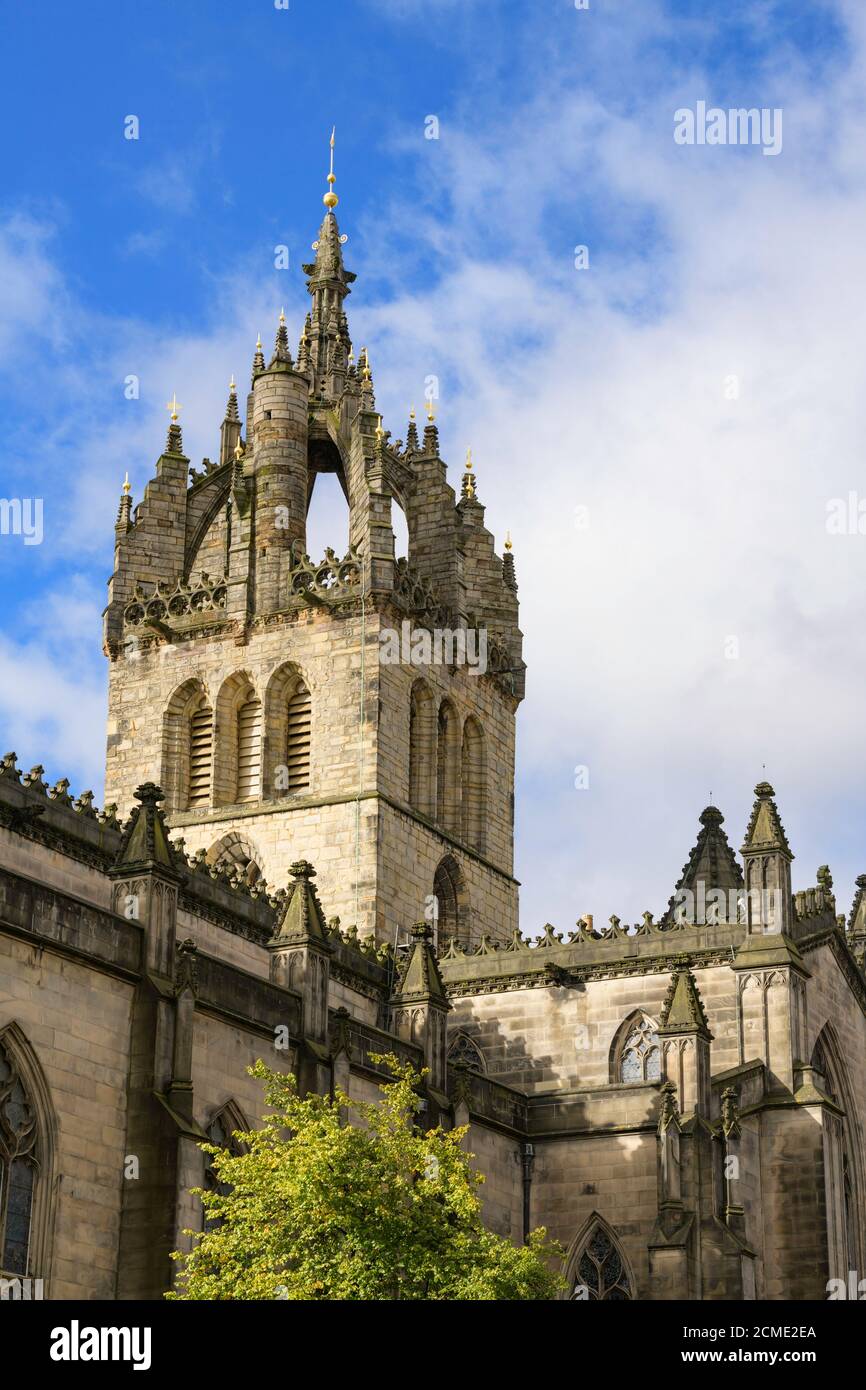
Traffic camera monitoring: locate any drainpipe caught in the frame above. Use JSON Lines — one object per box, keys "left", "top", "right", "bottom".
{"left": 521, "top": 1142, "right": 535, "bottom": 1243}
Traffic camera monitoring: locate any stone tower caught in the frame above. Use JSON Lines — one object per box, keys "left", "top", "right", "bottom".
{"left": 102, "top": 148, "right": 524, "bottom": 947}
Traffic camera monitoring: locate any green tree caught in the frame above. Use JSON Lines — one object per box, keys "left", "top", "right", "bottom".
{"left": 170, "top": 1054, "right": 564, "bottom": 1301}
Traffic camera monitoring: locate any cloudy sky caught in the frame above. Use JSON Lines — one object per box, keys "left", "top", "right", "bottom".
{"left": 1, "top": 0, "right": 864, "bottom": 933}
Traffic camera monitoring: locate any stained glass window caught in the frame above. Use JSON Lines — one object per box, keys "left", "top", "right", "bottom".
{"left": 571, "top": 1222, "right": 632, "bottom": 1300}
{"left": 0, "top": 1041, "right": 38, "bottom": 1277}
{"left": 619, "top": 1018, "right": 661, "bottom": 1083}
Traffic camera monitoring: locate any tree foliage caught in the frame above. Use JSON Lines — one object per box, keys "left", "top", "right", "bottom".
{"left": 170, "top": 1055, "right": 564, "bottom": 1301}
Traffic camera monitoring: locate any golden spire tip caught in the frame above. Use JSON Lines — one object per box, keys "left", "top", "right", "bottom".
{"left": 324, "top": 125, "right": 339, "bottom": 209}
{"left": 426, "top": 399, "right": 436, "bottom": 422}
{"left": 165, "top": 393, "right": 181, "bottom": 421}
{"left": 505, "top": 531, "right": 513, "bottom": 551}
{"left": 465, "top": 446, "right": 473, "bottom": 471}
{"left": 122, "top": 471, "right": 130, "bottom": 495}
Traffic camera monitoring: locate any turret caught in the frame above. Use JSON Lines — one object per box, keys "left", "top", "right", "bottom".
{"left": 251, "top": 310, "right": 311, "bottom": 611}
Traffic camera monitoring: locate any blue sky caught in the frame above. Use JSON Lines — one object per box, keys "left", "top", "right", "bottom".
{"left": 2, "top": 0, "right": 865, "bottom": 932}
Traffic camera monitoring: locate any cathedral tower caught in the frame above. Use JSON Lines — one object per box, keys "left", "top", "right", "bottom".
{"left": 103, "top": 140, "right": 524, "bottom": 946}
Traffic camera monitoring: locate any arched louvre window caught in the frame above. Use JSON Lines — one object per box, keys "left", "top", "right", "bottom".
{"left": 0, "top": 1041, "right": 38, "bottom": 1276}
{"left": 436, "top": 701, "right": 460, "bottom": 834}
{"left": 433, "top": 856, "right": 468, "bottom": 949}
{"left": 188, "top": 697, "right": 213, "bottom": 808}
{"left": 572, "top": 1223, "right": 632, "bottom": 1300}
{"left": 461, "top": 717, "right": 486, "bottom": 852}
{"left": 285, "top": 682, "right": 311, "bottom": 791}
{"left": 236, "top": 694, "right": 262, "bottom": 803}
{"left": 620, "top": 1017, "right": 661, "bottom": 1083}
{"left": 409, "top": 680, "right": 435, "bottom": 817}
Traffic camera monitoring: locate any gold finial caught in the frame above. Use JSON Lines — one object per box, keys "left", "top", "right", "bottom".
{"left": 348, "top": 346, "right": 354, "bottom": 363}
{"left": 279, "top": 307, "right": 286, "bottom": 325}
{"left": 234, "top": 438, "right": 244, "bottom": 461}
{"left": 256, "top": 333, "right": 262, "bottom": 349}
{"left": 122, "top": 471, "right": 130, "bottom": 495}
{"left": 229, "top": 375, "right": 236, "bottom": 393}
{"left": 409, "top": 405, "right": 416, "bottom": 421}
{"left": 465, "top": 446, "right": 474, "bottom": 472}
{"left": 375, "top": 416, "right": 384, "bottom": 442}
{"left": 323, "top": 126, "right": 339, "bottom": 210}
{"left": 426, "top": 398, "right": 436, "bottom": 422}
{"left": 505, "top": 530, "right": 513, "bottom": 551}
{"left": 361, "top": 346, "right": 371, "bottom": 381}
{"left": 166, "top": 393, "right": 181, "bottom": 421}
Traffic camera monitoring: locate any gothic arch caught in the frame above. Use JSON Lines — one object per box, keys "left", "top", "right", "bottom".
{"left": 609, "top": 1010, "right": 661, "bottom": 1084}
{"left": 0, "top": 1021, "right": 58, "bottom": 1286}
{"left": 436, "top": 698, "right": 460, "bottom": 834}
{"left": 460, "top": 715, "right": 486, "bottom": 852}
{"left": 162, "top": 676, "right": 213, "bottom": 813}
{"left": 184, "top": 479, "right": 231, "bottom": 580}
{"left": 433, "top": 854, "right": 470, "bottom": 949}
{"left": 408, "top": 677, "right": 435, "bottom": 817}
{"left": 564, "top": 1212, "right": 635, "bottom": 1300}
{"left": 264, "top": 662, "right": 312, "bottom": 799}
{"left": 206, "top": 832, "right": 263, "bottom": 887}
{"left": 811, "top": 1022, "right": 864, "bottom": 1279}
{"left": 213, "top": 671, "right": 261, "bottom": 807}
{"left": 447, "top": 1031, "right": 486, "bottom": 1073}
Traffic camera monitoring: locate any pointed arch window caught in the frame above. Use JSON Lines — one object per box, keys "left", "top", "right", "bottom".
{"left": 0, "top": 1031, "right": 53, "bottom": 1281}
{"left": 203, "top": 1103, "right": 248, "bottom": 1232}
{"left": 447, "top": 1032, "right": 486, "bottom": 1073}
{"left": 615, "top": 1015, "right": 661, "bottom": 1083}
{"left": 188, "top": 696, "right": 213, "bottom": 808}
{"left": 812, "top": 1029, "right": 862, "bottom": 1278}
{"left": 572, "top": 1222, "right": 632, "bottom": 1300}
